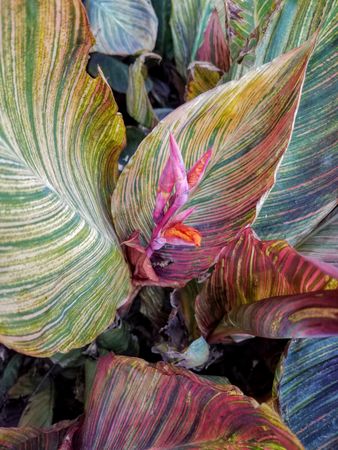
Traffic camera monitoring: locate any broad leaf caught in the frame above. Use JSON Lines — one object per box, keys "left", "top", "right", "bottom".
{"left": 80, "top": 354, "right": 303, "bottom": 449}
{"left": 253, "top": 0, "right": 338, "bottom": 242}
{"left": 274, "top": 338, "right": 338, "bottom": 449}
{"left": 87, "top": 54, "right": 130, "bottom": 93}
{"left": 196, "top": 227, "right": 338, "bottom": 341}
{"left": 84, "top": 0, "right": 158, "bottom": 56}
{"left": 112, "top": 39, "right": 314, "bottom": 286}
{"left": 297, "top": 206, "right": 338, "bottom": 268}
{"left": 0, "top": 0, "right": 132, "bottom": 356}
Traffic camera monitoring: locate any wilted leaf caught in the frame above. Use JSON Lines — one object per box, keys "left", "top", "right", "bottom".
{"left": 112, "top": 39, "right": 314, "bottom": 286}
{"left": 126, "top": 53, "right": 160, "bottom": 128}
{"left": 253, "top": 0, "right": 338, "bottom": 242}
{"left": 84, "top": 0, "right": 158, "bottom": 55}
{"left": 274, "top": 338, "right": 338, "bottom": 449}
{"left": 80, "top": 354, "right": 303, "bottom": 449}
{"left": 19, "top": 378, "right": 54, "bottom": 428}
{"left": 185, "top": 61, "right": 223, "bottom": 101}
{"left": 0, "top": 0, "right": 132, "bottom": 356}
{"left": 196, "top": 227, "right": 338, "bottom": 341}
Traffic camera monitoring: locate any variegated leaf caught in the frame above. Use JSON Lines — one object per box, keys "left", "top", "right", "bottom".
{"left": 297, "top": 206, "right": 338, "bottom": 268}
{"left": 112, "top": 39, "right": 314, "bottom": 286}
{"left": 196, "top": 227, "right": 338, "bottom": 341}
{"left": 126, "top": 54, "right": 160, "bottom": 129}
{"left": 253, "top": 0, "right": 338, "bottom": 243}
{"left": 0, "top": 0, "right": 132, "bottom": 356}
{"left": 84, "top": 0, "right": 158, "bottom": 55}
{"left": 80, "top": 354, "right": 303, "bottom": 449}
{"left": 185, "top": 61, "right": 223, "bottom": 101}
{"left": 274, "top": 338, "right": 338, "bottom": 449}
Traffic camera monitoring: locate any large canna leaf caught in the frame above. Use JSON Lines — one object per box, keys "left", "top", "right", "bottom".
{"left": 297, "top": 206, "right": 338, "bottom": 268}
{"left": 80, "top": 353, "right": 303, "bottom": 449}
{"left": 84, "top": 0, "right": 158, "bottom": 56}
{"left": 252, "top": 0, "right": 338, "bottom": 242}
{"left": 0, "top": 0, "right": 132, "bottom": 356}
{"left": 196, "top": 227, "right": 338, "bottom": 342}
{"left": 273, "top": 338, "right": 338, "bottom": 449}
{"left": 112, "top": 39, "right": 314, "bottom": 286}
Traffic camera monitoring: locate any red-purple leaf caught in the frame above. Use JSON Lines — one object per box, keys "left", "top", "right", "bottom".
{"left": 80, "top": 354, "right": 303, "bottom": 449}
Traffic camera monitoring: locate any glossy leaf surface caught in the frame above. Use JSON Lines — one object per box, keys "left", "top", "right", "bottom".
{"left": 253, "top": 0, "right": 338, "bottom": 243}
{"left": 80, "top": 354, "right": 303, "bottom": 449}
{"left": 84, "top": 0, "right": 158, "bottom": 55}
{"left": 196, "top": 227, "right": 338, "bottom": 341}
{"left": 274, "top": 338, "right": 338, "bottom": 449}
{"left": 0, "top": 0, "right": 132, "bottom": 356}
{"left": 113, "top": 40, "right": 314, "bottom": 285}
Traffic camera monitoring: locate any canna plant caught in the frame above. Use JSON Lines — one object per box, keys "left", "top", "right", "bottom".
{"left": 0, "top": 0, "right": 337, "bottom": 448}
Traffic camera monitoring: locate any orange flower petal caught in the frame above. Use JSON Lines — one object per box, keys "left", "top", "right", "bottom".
{"left": 163, "top": 222, "right": 202, "bottom": 247}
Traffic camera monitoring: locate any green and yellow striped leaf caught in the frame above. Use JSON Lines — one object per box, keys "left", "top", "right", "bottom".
{"left": 185, "top": 61, "right": 223, "bottom": 101}
{"left": 79, "top": 354, "right": 303, "bottom": 449}
{"left": 274, "top": 338, "right": 338, "bottom": 449}
{"left": 0, "top": 0, "right": 132, "bottom": 356}
{"left": 126, "top": 53, "right": 160, "bottom": 129}
{"left": 112, "top": 39, "right": 314, "bottom": 286}
{"left": 84, "top": 0, "right": 158, "bottom": 56}
{"left": 195, "top": 227, "right": 338, "bottom": 342}
{"left": 253, "top": 0, "right": 338, "bottom": 243}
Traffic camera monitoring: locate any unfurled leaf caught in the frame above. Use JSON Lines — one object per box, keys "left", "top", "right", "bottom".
{"left": 297, "top": 206, "right": 338, "bottom": 269}
{"left": 84, "top": 0, "right": 158, "bottom": 55}
{"left": 196, "top": 9, "right": 230, "bottom": 72}
{"left": 126, "top": 53, "right": 160, "bottom": 128}
{"left": 0, "top": 0, "right": 132, "bottom": 356}
{"left": 196, "top": 227, "right": 338, "bottom": 341}
{"left": 19, "top": 378, "right": 54, "bottom": 428}
{"left": 113, "top": 39, "right": 314, "bottom": 286}
{"left": 0, "top": 420, "right": 77, "bottom": 450}
{"left": 253, "top": 0, "right": 338, "bottom": 242}
{"left": 185, "top": 61, "right": 223, "bottom": 101}
{"left": 274, "top": 338, "right": 338, "bottom": 449}
{"left": 80, "top": 354, "right": 303, "bottom": 449}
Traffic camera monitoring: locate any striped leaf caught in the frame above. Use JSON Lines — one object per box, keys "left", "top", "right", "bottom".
{"left": 185, "top": 61, "right": 224, "bottom": 101}
{"left": 297, "top": 206, "right": 338, "bottom": 268}
{"left": 80, "top": 353, "right": 303, "bottom": 449}
{"left": 0, "top": 0, "right": 132, "bottom": 356}
{"left": 0, "top": 420, "right": 77, "bottom": 450}
{"left": 112, "top": 39, "right": 314, "bottom": 286}
{"left": 126, "top": 54, "right": 160, "bottom": 128}
{"left": 274, "top": 338, "right": 338, "bottom": 449}
{"left": 196, "top": 227, "right": 338, "bottom": 341}
{"left": 84, "top": 0, "right": 158, "bottom": 55}
{"left": 253, "top": 0, "right": 338, "bottom": 243}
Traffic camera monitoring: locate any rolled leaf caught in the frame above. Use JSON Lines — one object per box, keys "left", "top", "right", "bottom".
{"left": 274, "top": 337, "right": 338, "bottom": 449}
{"left": 112, "top": 39, "right": 314, "bottom": 285}
{"left": 0, "top": 0, "right": 132, "bottom": 356}
{"left": 196, "top": 227, "right": 338, "bottom": 341}
{"left": 126, "top": 53, "right": 160, "bottom": 129}
{"left": 84, "top": 0, "right": 158, "bottom": 55}
{"left": 80, "top": 353, "right": 303, "bottom": 449}
{"left": 253, "top": 0, "right": 338, "bottom": 243}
